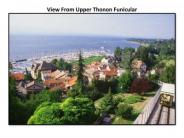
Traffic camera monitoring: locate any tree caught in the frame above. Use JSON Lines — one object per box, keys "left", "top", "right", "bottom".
{"left": 77, "top": 51, "right": 85, "bottom": 94}
{"left": 51, "top": 59, "right": 58, "bottom": 65}
{"left": 100, "top": 88, "right": 114, "bottom": 114}
{"left": 36, "top": 71, "right": 42, "bottom": 82}
{"left": 9, "top": 76, "right": 33, "bottom": 124}
{"left": 9, "top": 62, "right": 13, "bottom": 70}
{"left": 28, "top": 97, "right": 97, "bottom": 125}
{"left": 130, "top": 78, "right": 154, "bottom": 95}
{"left": 27, "top": 102, "right": 64, "bottom": 125}
{"left": 52, "top": 58, "right": 72, "bottom": 73}
{"left": 148, "top": 72, "right": 159, "bottom": 83}
{"left": 93, "top": 80, "right": 109, "bottom": 94}
{"left": 67, "top": 84, "right": 82, "bottom": 97}
{"left": 160, "top": 65, "right": 175, "bottom": 83}
{"left": 114, "top": 47, "right": 122, "bottom": 62}
{"left": 108, "top": 78, "right": 119, "bottom": 93}
{"left": 120, "top": 47, "right": 135, "bottom": 69}
{"left": 9, "top": 77, "right": 63, "bottom": 125}
{"left": 115, "top": 103, "right": 133, "bottom": 119}
{"left": 118, "top": 71, "right": 133, "bottom": 92}
{"left": 25, "top": 68, "right": 32, "bottom": 81}
{"left": 135, "top": 46, "right": 149, "bottom": 63}
{"left": 84, "top": 86, "right": 102, "bottom": 101}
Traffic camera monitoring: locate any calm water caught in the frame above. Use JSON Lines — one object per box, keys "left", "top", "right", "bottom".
{"left": 10, "top": 35, "right": 140, "bottom": 61}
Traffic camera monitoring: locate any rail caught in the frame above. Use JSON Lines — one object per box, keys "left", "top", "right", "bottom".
{"left": 133, "top": 86, "right": 162, "bottom": 124}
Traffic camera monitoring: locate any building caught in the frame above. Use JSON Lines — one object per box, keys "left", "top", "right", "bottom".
{"left": 131, "top": 59, "right": 147, "bottom": 78}
{"left": 44, "top": 76, "right": 77, "bottom": 91}
{"left": 31, "top": 61, "right": 57, "bottom": 80}
{"left": 44, "top": 79, "right": 65, "bottom": 89}
{"left": 17, "top": 81, "right": 44, "bottom": 95}
{"left": 117, "top": 68, "right": 126, "bottom": 77}
{"left": 65, "top": 76, "right": 77, "bottom": 90}
{"left": 42, "top": 69, "right": 68, "bottom": 81}
{"left": 85, "top": 61, "right": 118, "bottom": 82}
{"left": 160, "top": 83, "right": 175, "bottom": 107}
{"left": 10, "top": 72, "right": 25, "bottom": 82}
{"left": 101, "top": 56, "right": 115, "bottom": 66}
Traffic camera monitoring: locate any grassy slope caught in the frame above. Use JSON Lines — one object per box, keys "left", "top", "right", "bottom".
{"left": 71, "top": 55, "right": 104, "bottom": 65}
{"left": 94, "top": 92, "right": 155, "bottom": 124}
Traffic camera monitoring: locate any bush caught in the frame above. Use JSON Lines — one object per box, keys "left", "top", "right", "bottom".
{"left": 160, "top": 64, "right": 175, "bottom": 83}
{"left": 92, "top": 79, "right": 119, "bottom": 94}
{"left": 85, "top": 86, "right": 103, "bottom": 101}
{"left": 115, "top": 103, "right": 133, "bottom": 119}
{"left": 130, "top": 78, "right": 154, "bottom": 94}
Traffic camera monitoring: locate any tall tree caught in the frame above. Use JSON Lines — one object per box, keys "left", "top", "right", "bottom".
{"left": 120, "top": 47, "right": 135, "bottom": 69}
{"left": 135, "top": 46, "right": 149, "bottom": 63}
{"left": 77, "top": 51, "right": 85, "bottom": 94}
{"left": 114, "top": 47, "right": 122, "bottom": 62}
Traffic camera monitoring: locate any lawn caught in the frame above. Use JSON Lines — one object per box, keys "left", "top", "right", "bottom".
{"left": 71, "top": 55, "right": 104, "bottom": 65}
{"left": 83, "top": 56, "right": 104, "bottom": 65}
{"left": 94, "top": 92, "right": 155, "bottom": 124}
{"left": 111, "top": 115, "right": 133, "bottom": 124}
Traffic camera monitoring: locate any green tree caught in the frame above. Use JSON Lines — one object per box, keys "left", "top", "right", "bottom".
{"left": 51, "top": 59, "right": 58, "bottom": 65}
{"left": 115, "top": 103, "right": 133, "bottom": 119}
{"left": 160, "top": 65, "right": 175, "bottom": 83}
{"left": 9, "top": 77, "right": 30, "bottom": 124}
{"left": 148, "top": 72, "right": 159, "bottom": 83}
{"left": 118, "top": 71, "right": 133, "bottom": 92}
{"left": 120, "top": 47, "right": 135, "bottom": 69}
{"left": 114, "top": 47, "right": 122, "bottom": 62}
{"left": 135, "top": 46, "right": 149, "bottom": 63}
{"left": 53, "top": 58, "right": 72, "bottom": 73}
{"left": 9, "top": 78, "right": 62, "bottom": 125}
{"left": 67, "top": 84, "right": 82, "bottom": 97}
{"left": 77, "top": 51, "right": 85, "bottom": 94}
{"left": 28, "top": 97, "right": 97, "bottom": 125}
{"left": 25, "top": 68, "right": 32, "bottom": 81}
{"left": 100, "top": 88, "right": 114, "bottom": 114}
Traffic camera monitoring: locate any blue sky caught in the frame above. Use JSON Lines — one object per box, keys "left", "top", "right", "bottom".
{"left": 10, "top": 14, "right": 175, "bottom": 39}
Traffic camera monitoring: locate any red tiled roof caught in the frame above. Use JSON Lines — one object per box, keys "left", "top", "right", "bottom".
{"left": 87, "top": 61, "right": 101, "bottom": 69}
{"left": 11, "top": 73, "right": 25, "bottom": 81}
{"left": 66, "top": 76, "right": 77, "bottom": 87}
{"left": 104, "top": 67, "right": 117, "bottom": 77}
{"left": 44, "top": 79, "right": 65, "bottom": 86}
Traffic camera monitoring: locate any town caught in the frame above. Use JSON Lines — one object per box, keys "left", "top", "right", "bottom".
{"left": 9, "top": 39, "right": 176, "bottom": 125}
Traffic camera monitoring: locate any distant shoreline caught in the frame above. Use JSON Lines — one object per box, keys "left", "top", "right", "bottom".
{"left": 10, "top": 50, "right": 112, "bottom": 73}
{"left": 10, "top": 35, "right": 140, "bottom": 61}
{"left": 127, "top": 40, "right": 141, "bottom": 45}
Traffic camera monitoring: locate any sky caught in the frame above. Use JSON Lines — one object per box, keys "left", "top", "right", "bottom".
{"left": 9, "top": 14, "right": 175, "bottom": 39}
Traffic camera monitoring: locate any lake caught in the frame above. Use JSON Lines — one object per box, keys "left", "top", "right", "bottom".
{"left": 9, "top": 35, "right": 140, "bottom": 61}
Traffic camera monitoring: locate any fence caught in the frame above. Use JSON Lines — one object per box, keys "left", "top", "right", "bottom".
{"left": 133, "top": 86, "right": 162, "bottom": 124}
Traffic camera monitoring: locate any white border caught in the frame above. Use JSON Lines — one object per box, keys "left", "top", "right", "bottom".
{"left": 0, "top": 0, "right": 184, "bottom": 138}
